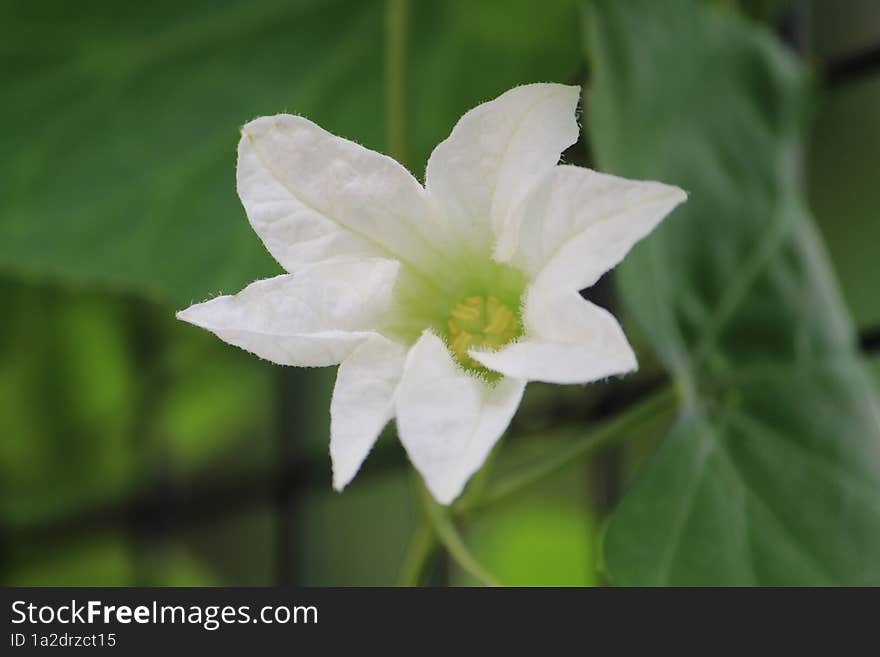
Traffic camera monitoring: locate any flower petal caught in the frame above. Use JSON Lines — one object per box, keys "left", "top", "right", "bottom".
{"left": 470, "top": 289, "right": 636, "bottom": 384}
{"left": 499, "top": 165, "right": 686, "bottom": 290}
{"left": 425, "top": 84, "right": 580, "bottom": 252}
{"left": 330, "top": 335, "right": 407, "bottom": 491}
{"left": 176, "top": 258, "right": 399, "bottom": 367}
{"left": 395, "top": 332, "right": 526, "bottom": 504}
{"left": 238, "top": 114, "right": 444, "bottom": 273}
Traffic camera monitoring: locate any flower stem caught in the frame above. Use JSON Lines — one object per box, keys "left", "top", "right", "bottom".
{"left": 419, "top": 482, "right": 501, "bottom": 587}
{"left": 385, "top": 0, "right": 409, "bottom": 166}
{"left": 457, "top": 384, "right": 679, "bottom": 515}
{"left": 396, "top": 518, "right": 436, "bottom": 586}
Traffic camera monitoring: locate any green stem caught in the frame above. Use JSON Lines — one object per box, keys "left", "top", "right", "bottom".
{"left": 396, "top": 519, "right": 436, "bottom": 586}
{"left": 419, "top": 483, "right": 501, "bottom": 587}
{"left": 457, "top": 384, "right": 679, "bottom": 515}
{"left": 385, "top": 0, "right": 409, "bottom": 166}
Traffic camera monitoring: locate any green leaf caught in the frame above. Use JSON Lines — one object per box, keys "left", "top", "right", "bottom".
{"left": 0, "top": 0, "right": 580, "bottom": 307}
{"left": 584, "top": 0, "right": 880, "bottom": 585}
{"left": 1, "top": 0, "right": 378, "bottom": 306}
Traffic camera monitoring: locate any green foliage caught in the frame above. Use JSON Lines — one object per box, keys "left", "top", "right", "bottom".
{"left": 153, "top": 324, "right": 275, "bottom": 474}
{"left": 1, "top": 0, "right": 877, "bottom": 587}
{"left": 0, "top": 283, "right": 138, "bottom": 524}
{"left": 1, "top": 0, "right": 587, "bottom": 585}
{"left": 584, "top": 0, "right": 880, "bottom": 585}
{"left": 456, "top": 439, "right": 599, "bottom": 586}
{"left": 299, "top": 472, "right": 418, "bottom": 586}
{"left": 4, "top": 534, "right": 133, "bottom": 587}
{"left": 460, "top": 501, "right": 596, "bottom": 586}
{"left": 0, "top": 281, "right": 277, "bottom": 529}
{"left": 0, "top": 0, "right": 581, "bottom": 308}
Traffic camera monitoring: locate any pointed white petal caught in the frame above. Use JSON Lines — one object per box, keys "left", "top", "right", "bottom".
{"left": 501, "top": 165, "right": 686, "bottom": 290}
{"left": 330, "top": 335, "right": 406, "bottom": 490}
{"left": 176, "top": 258, "right": 398, "bottom": 367}
{"left": 471, "top": 288, "right": 636, "bottom": 384}
{"left": 238, "top": 114, "right": 444, "bottom": 273}
{"left": 425, "top": 84, "right": 580, "bottom": 251}
{"left": 395, "top": 332, "right": 526, "bottom": 504}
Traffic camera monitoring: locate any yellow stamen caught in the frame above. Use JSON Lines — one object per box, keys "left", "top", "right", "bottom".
{"left": 484, "top": 304, "right": 513, "bottom": 334}
{"left": 451, "top": 331, "right": 473, "bottom": 356}
{"left": 446, "top": 295, "right": 519, "bottom": 368}
{"left": 451, "top": 305, "right": 480, "bottom": 321}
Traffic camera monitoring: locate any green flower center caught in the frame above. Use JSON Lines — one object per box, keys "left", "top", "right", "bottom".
{"left": 447, "top": 295, "right": 519, "bottom": 368}
{"left": 385, "top": 257, "right": 527, "bottom": 378}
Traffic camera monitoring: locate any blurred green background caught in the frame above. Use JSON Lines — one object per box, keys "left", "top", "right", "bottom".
{"left": 1, "top": 0, "right": 878, "bottom": 586}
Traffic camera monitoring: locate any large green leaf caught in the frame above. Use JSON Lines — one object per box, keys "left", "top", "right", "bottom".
{"left": 1, "top": 0, "right": 380, "bottom": 306}
{"left": 0, "top": 0, "right": 580, "bottom": 308}
{"left": 584, "top": 0, "right": 880, "bottom": 584}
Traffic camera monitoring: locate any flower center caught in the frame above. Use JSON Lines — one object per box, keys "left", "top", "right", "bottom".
{"left": 447, "top": 295, "right": 519, "bottom": 368}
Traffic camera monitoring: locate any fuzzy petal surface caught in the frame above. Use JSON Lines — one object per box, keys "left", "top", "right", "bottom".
{"left": 396, "top": 332, "right": 526, "bottom": 504}
{"left": 330, "top": 335, "right": 407, "bottom": 490}
{"left": 499, "top": 165, "right": 686, "bottom": 290}
{"left": 425, "top": 84, "right": 580, "bottom": 252}
{"left": 238, "top": 114, "right": 444, "bottom": 273}
{"left": 177, "top": 258, "right": 399, "bottom": 367}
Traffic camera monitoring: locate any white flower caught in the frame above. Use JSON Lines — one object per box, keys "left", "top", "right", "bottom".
{"left": 177, "top": 84, "right": 686, "bottom": 504}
